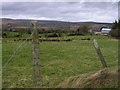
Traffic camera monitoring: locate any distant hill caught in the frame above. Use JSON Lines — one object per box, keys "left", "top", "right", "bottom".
{"left": 1, "top": 18, "right": 112, "bottom": 31}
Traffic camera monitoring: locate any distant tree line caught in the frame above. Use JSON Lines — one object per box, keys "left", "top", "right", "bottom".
{"left": 2, "top": 23, "right": 91, "bottom": 38}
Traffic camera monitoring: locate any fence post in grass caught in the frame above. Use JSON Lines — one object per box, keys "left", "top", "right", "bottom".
{"left": 92, "top": 38, "right": 108, "bottom": 68}
{"left": 32, "top": 21, "right": 41, "bottom": 88}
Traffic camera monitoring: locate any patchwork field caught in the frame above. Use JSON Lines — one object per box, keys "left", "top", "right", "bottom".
{"left": 2, "top": 35, "right": 118, "bottom": 88}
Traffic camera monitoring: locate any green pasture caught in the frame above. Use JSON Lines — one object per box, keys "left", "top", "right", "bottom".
{"left": 2, "top": 35, "right": 118, "bottom": 88}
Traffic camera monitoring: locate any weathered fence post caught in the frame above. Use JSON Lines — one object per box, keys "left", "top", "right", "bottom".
{"left": 93, "top": 38, "right": 108, "bottom": 68}
{"left": 32, "top": 21, "right": 41, "bottom": 88}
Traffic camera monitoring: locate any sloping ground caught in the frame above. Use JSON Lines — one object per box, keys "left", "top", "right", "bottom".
{"left": 58, "top": 68, "right": 118, "bottom": 88}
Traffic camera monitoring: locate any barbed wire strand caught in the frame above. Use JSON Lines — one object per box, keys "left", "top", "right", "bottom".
{"left": 3, "top": 33, "right": 33, "bottom": 69}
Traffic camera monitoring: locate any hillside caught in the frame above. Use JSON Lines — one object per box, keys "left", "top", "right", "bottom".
{"left": 1, "top": 18, "right": 112, "bottom": 31}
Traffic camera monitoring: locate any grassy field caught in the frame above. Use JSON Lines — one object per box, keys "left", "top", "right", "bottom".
{"left": 2, "top": 35, "right": 118, "bottom": 88}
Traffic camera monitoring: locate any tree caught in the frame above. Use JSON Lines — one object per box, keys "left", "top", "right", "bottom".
{"left": 110, "top": 20, "right": 120, "bottom": 38}
{"left": 77, "top": 25, "right": 89, "bottom": 35}
{"left": 112, "top": 20, "right": 118, "bottom": 29}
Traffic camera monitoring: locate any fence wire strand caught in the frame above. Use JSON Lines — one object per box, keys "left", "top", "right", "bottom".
{"left": 3, "top": 34, "right": 33, "bottom": 69}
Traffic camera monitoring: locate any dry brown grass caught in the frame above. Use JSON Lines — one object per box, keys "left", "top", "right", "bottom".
{"left": 58, "top": 68, "right": 118, "bottom": 88}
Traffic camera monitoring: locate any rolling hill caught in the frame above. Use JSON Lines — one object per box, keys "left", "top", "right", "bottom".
{"left": 1, "top": 18, "right": 112, "bottom": 31}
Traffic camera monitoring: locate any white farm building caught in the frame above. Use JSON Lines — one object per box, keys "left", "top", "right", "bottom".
{"left": 101, "top": 28, "right": 111, "bottom": 35}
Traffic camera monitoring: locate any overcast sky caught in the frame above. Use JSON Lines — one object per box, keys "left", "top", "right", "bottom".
{"left": 2, "top": 2, "right": 119, "bottom": 23}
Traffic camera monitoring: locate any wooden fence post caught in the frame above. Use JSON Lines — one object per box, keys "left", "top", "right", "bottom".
{"left": 32, "top": 21, "right": 41, "bottom": 88}
{"left": 93, "top": 38, "right": 108, "bottom": 68}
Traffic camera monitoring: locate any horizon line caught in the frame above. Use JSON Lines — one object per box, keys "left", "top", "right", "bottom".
{"left": 1, "top": 17, "right": 113, "bottom": 23}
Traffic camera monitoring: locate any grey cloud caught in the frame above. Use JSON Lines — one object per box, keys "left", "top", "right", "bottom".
{"left": 2, "top": 2, "right": 118, "bottom": 22}
{"left": 82, "top": 2, "right": 114, "bottom": 9}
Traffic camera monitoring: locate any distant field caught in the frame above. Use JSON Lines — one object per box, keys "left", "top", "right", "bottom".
{"left": 2, "top": 35, "right": 118, "bottom": 88}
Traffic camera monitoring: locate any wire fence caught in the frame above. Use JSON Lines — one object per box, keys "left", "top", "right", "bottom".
{"left": 3, "top": 35, "right": 117, "bottom": 69}
{"left": 3, "top": 34, "right": 33, "bottom": 69}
